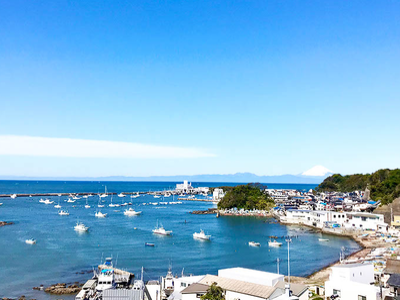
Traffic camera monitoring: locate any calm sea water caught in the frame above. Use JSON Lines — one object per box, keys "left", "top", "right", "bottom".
{"left": 0, "top": 181, "right": 360, "bottom": 299}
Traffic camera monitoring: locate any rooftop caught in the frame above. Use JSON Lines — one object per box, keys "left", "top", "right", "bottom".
{"left": 199, "top": 274, "right": 277, "bottom": 299}
{"left": 181, "top": 283, "right": 210, "bottom": 294}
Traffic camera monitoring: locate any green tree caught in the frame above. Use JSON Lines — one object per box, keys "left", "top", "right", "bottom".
{"left": 200, "top": 283, "right": 225, "bottom": 300}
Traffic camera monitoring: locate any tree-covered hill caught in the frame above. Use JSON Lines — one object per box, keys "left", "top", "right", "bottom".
{"left": 317, "top": 168, "right": 400, "bottom": 205}
{"left": 217, "top": 183, "right": 274, "bottom": 210}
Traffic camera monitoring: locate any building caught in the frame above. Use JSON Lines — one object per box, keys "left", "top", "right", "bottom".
{"left": 392, "top": 216, "right": 400, "bottom": 228}
{"left": 176, "top": 181, "right": 193, "bottom": 193}
{"left": 325, "top": 263, "right": 379, "bottom": 300}
{"left": 345, "top": 213, "right": 387, "bottom": 231}
{"left": 213, "top": 188, "right": 225, "bottom": 202}
{"left": 179, "top": 268, "right": 307, "bottom": 300}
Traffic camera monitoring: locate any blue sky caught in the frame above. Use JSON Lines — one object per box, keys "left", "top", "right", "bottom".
{"left": 0, "top": 0, "right": 399, "bottom": 177}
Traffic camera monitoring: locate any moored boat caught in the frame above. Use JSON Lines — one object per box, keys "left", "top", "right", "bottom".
{"left": 249, "top": 241, "right": 261, "bottom": 247}
{"left": 193, "top": 229, "right": 211, "bottom": 241}
{"left": 268, "top": 239, "right": 282, "bottom": 247}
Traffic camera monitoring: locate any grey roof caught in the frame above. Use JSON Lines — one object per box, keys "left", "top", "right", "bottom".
{"left": 331, "top": 263, "right": 370, "bottom": 269}
{"left": 103, "top": 289, "right": 142, "bottom": 300}
{"left": 199, "top": 274, "right": 277, "bottom": 299}
{"left": 388, "top": 274, "right": 400, "bottom": 287}
{"left": 274, "top": 282, "right": 308, "bottom": 297}
{"left": 181, "top": 283, "right": 210, "bottom": 294}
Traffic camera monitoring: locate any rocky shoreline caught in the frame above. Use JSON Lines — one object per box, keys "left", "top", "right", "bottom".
{"left": 190, "top": 208, "right": 217, "bottom": 214}
{"left": 0, "top": 221, "right": 14, "bottom": 227}
{"left": 41, "top": 282, "right": 82, "bottom": 294}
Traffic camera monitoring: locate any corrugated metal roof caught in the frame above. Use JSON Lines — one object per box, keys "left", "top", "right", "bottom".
{"left": 103, "top": 289, "right": 143, "bottom": 300}
{"left": 181, "top": 283, "right": 210, "bottom": 294}
{"left": 199, "top": 275, "right": 277, "bottom": 299}
{"left": 274, "top": 282, "right": 308, "bottom": 297}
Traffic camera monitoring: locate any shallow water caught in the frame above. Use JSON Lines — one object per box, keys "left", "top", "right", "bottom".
{"left": 0, "top": 181, "right": 360, "bottom": 299}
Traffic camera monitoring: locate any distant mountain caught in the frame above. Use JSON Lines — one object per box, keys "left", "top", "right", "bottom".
{"left": 0, "top": 171, "right": 331, "bottom": 184}
{"left": 302, "top": 165, "right": 333, "bottom": 177}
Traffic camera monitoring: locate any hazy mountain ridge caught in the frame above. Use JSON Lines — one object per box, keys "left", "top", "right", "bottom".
{"left": 0, "top": 172, "right": 332, "bottom": 184}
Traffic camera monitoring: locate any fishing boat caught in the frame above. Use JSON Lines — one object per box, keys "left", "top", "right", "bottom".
{"left": 145, "top": 242, "right": 155, "bottom": 247}
{"left": 152, "top": 221, "right": 172, "bottom": 236}
{"left": 95, "top": 211, "right": 107, "bottom": 218}
{"left": 131, "top": 192, "right": 140, "bottom": 198}
{"left": 249, "top": 241, "right": 261, "bottom": 247}
{"left": 25, "top": 238, "right": 36, "bottom": 245}
{"left": 193, "top": 229, "right": 211, "bottom": 241}
{"left": 74, "top": 221, "right": 89, "bottom": 232}
{"left": 67, "top": 199, "right": 76, "bottom": 203}
{"left": 43, "top": 199, "right": 54, "bottom": 205}
{"left": 319, "top": 238, "right": 329, "bottom": 242}
{"left": 268, "top": 239, "right": 282, "bottom": 247}
{"left": 117, "top": 193, "right": 126, "bottom": 198}
{"left": 10, "top": 194, "right": 17, "bottom": 199}
{"left": 54, "top": 203, "right": 62, "bottom": 208}
{"left": 59, "top": 210, "right": 70, "bottom": 216}
{"left": 124, "top": 208, "right": 142, "bottom": 216}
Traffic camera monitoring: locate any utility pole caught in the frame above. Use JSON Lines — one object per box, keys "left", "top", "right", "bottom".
{"left": 286, "top": 238, "right": 292, "bottom": 286}
{"left": 277, "top": 258, "right": 280, "bottom": 274}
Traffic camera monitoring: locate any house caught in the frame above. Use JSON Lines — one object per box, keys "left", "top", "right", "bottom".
{"left": 392, "top": 216, "right": 400, "bottom": 228}
{"left": 345, "top": 213, "right": 387, "bottom": 231}
{"left": 217, "top": 267, "right": 284, "bottom": 287}
{"left": 387, "top": 274, "right": 400, "bottom": 296}
{"left": 325, "top": 263, "right": 380, "bottom": 300}
{"left": 213, "top": 189, "right": 225, "bottom": 202}
{"left": 274, "top": 282, "right": 309, "bottom": 300}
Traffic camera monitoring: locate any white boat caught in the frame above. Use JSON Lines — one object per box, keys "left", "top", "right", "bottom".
{"left": 121, "top": 202, "right": 128, "bottom": 206}
{"left": 118, "top": 193, "right": 126, "bottom": 198}
{"left": 164, "top": 193, "right": 171, "bottom": 198}
{"left": 319, "top": 238, "right": 329, "bottom": 242}
{"left": 268, "top": 239, "right": 282, "bottom": 247}
{"left": 249, "top": 241, "right": 261, "bottom": 247}
{"left": 83, "top": 195, "right": 89, "bottom": 199}
{"left": 152, "top": 221, "right": 172, "bottom": 235}
{"left": 54, "top": 204, "right": 62, "bottom": 208}
{"left": 43, "top": 199, "right": 54, "bottom": 205}
{"left": 154, "top": 195, "right": 161, "bottom": 199}
{"left": 100, "top": 186, "right": 108, "bottom": 198}
{"left": 74, "top": 221, "right": 89, "bottom": 232}
{"left": 59, "top": 210, "right": 70, "bottom": 216}
{"left": 98, "top": 204, "right": 105, "bottom": 208}
{"left": 25, "top": 238, "right": 36, "bottom": 244}
{"left": 124, "top": 208, "right": 142, "bottom": 216}
{"left": 85, "top": 204, "right": 91, "bottom": 209}
{"left": 39, "top": 198, "right": 45, "bottom": 203}
{"left": 95, "top": 211, "right": 107, "bottom": 218}
{"left": 67, "top": 199, "right": 76, "bottom": 203}
{"left": 109, "top": 196, "right": 116, "bottom": 207}
{"left": 131, "top": 192, "right": 140, "bottom": 198}
{"left": 96, "top": 265, "right": 116, "bottom": 291}
{"left": 10, "top": 194, "right": 17, "bottom": 199}
{"left": 193, "top": 229, "right": 211, "bottom": 241}
{"left": 0, "top": 203, "right": 3, "bottom": 206}
{"left": 72, "top": 195, "right": 80, "bottom": 200}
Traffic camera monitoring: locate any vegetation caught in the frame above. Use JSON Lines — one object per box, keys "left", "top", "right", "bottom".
{"left": 217, "top": 183, "right": 274, "bottom": 210}
{"left": 317, "top": 169, "right": 400, "bottom": 205}
{"left": 200, "top": 283, "right": 225, "bottom": 300}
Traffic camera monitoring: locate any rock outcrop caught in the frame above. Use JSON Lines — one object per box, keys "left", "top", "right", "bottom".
{"left": 44, "top": 283, "right": 81, "bottom": 294}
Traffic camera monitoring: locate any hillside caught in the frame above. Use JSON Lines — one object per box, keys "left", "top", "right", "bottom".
{"left": 317, "top": 168, "right": 400, "bottom": 205}
{"left": 217, "top": 183, "right": 275, "bottom": 210}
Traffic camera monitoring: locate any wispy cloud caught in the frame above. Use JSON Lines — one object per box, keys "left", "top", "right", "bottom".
{"left": 0, "top": 135, "right": 216, "bottom": 159}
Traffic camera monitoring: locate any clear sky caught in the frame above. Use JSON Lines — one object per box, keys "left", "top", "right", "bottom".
{"left": 0, "top": 0, "right": 399, "bottom": 177}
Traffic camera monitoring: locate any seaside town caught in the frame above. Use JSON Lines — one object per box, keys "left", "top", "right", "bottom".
{"left": 2, "top": 179, "right": 400, "bottom": 300}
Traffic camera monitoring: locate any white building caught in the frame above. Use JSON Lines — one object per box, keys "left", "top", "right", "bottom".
{"left": 218, "top": 267, "right": 284, "bottom": 287}
{"left": 180, "top": 268, "right": 307, "bottom": 300}
{"left": 344, "top": 213, "right": 387, "bottom": 231}
{"left": 325, "top": 263, "right": 379, "bottom": 300}
{"left": 213, "top": 188, "right": 225, "bottom": 202}
{"left": 176, "top": 181, "right": 193, "bottom": 193}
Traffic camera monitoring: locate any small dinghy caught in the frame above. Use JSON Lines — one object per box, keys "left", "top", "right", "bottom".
{"left": 25, "top": 239, "right": 36, "bottom": 245}
{"left": 145, "top": 243, "right": 155, "bottom": 247}
{"left": 249, "top": 241, "right": 261, "bottom": 247}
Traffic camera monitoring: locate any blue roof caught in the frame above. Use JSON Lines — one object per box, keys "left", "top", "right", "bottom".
{"left": 368, "top": 201, "right": 376, "bottom": 204}
{"left": 101, "top": 269, "right": 114, "bottom": 273}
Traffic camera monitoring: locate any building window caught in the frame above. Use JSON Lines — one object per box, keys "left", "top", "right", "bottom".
{"left": 358, "top": 296, "right": 366, "bottom": 300}
{"left": 333, "top": 289, "right": 341, "bottom": 296}
{"left": 196, "top": 294, "right": 204, "bottom": 298}
{"left": 181, "top": 282, "right": 187, "bottom": 287}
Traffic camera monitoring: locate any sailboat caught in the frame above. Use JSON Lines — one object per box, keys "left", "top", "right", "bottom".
{"left": 98, "top": 195, "right": 105, "bottom": 208}
{"left": 109, "top": 196, "right": 117, "bottom": 208}
{"left": 54, "top": 196, "right": 62, "bottom": 208}
{"left": 100, "top": 186, "right": 108, "bottom": 198}
{"left": 85, "top": 197, "right": 91, "bottom": 209}
{"left": 95, "top": 211, "right": 107, "bottom": 218}
{"left": 118, "top": 193, "right": 126, "bottom": 198}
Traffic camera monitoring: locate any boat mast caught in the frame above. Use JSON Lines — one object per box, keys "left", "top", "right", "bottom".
{"left": 286, "top": 238, "right": 292, "bottom": 286}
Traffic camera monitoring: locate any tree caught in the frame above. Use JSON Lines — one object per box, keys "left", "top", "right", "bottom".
{"left": 200, "top": 283, "right": 225, "bottom": 300}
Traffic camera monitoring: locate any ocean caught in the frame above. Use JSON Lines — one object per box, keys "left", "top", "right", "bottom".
{"left": 0, "top": 181, "right": 360, "bottom": 299}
